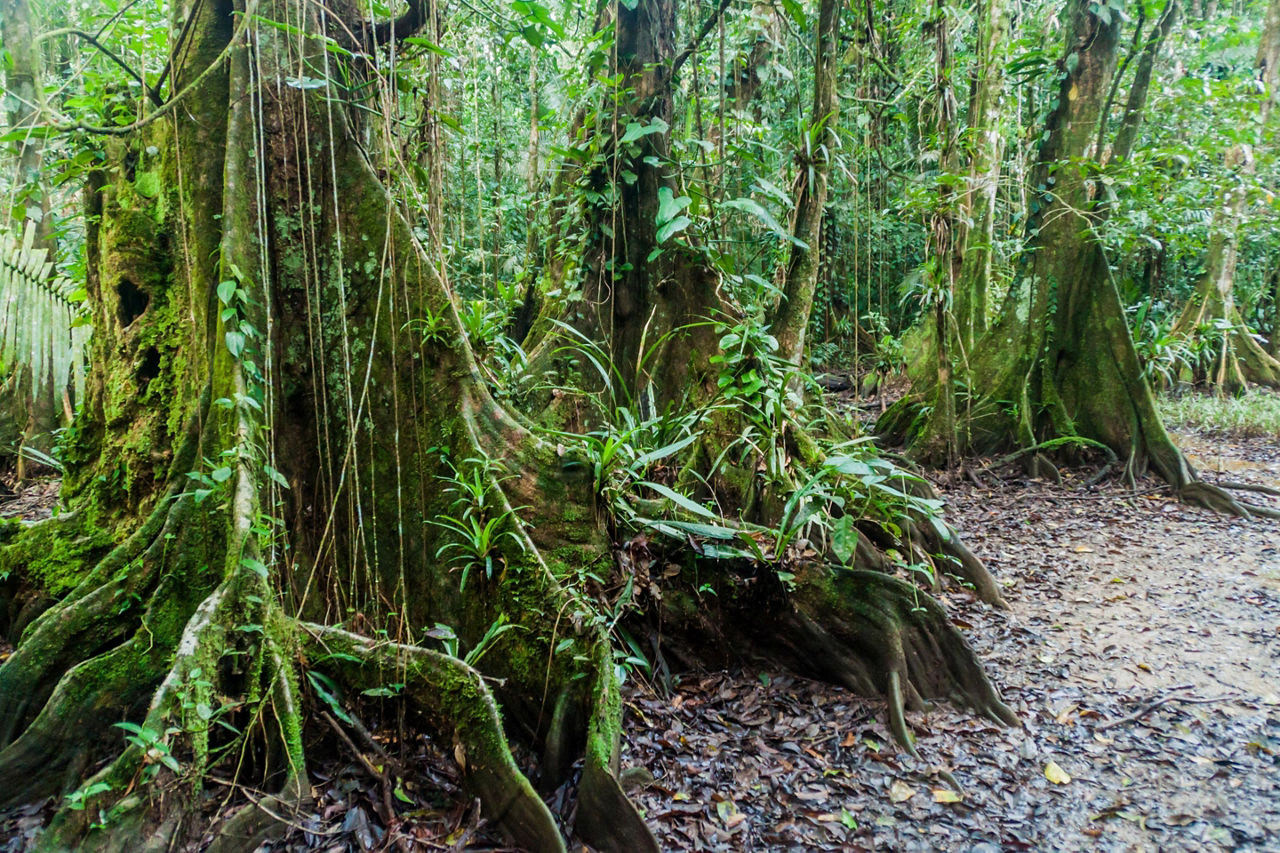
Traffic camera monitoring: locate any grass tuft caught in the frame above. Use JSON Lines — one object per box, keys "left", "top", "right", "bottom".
{"left": 1158, "top": 388, "right": 1280, "bottom": 438}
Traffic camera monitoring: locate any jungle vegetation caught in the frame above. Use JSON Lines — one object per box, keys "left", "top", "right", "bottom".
{"left": 0, "top": 0, "right": 1277, "bottom": 848}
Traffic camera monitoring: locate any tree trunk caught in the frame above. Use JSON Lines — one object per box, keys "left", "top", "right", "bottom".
{"left": 882, "top": 0, "right": 1259, "bottom": 514}
{"left": 0, "top": 2, "right": 1019, "bottom": 850}
{"left": 911, "top": 0, "right": 961, "bottom": 466}
{"left": 952, "top": 0, "right": 1009, "bottom": 349}
{"left": 770, "top": 0, "right": 842, "bottom": 368}
{"left": 541, "top": 0, "right": 723, "bottom": 411}
{"left": 1110, "top": 0, "right": 1179, "bottom": 165}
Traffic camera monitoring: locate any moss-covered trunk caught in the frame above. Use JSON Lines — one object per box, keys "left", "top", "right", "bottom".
{"left": 769, "top": 0, "right": 841, "bottom": 368}
{"left": 881, "top": 0, "right": 1250, "bottom": 508}
{"left": 0, "top": 2, "right": 655, "bottom": 849}
{"left": 952, "top": 0, "right": 1009, "bottom": 350}
{"left": 560, "top": 0, "right": 722, "bottom": 410}
{"left": 0, "top": 1, "right": 1023, "bottom": 850}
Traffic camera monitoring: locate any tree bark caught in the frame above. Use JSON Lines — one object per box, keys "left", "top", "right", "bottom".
{"left": 0, "top": 2, "right": 1020, "bottom": 850}
{"left": 770, "top": 0, "right": 842, "bottom": 369}
{"left": 1166, "top": 0, "right": 1280, "bottom": 388}
{"left": 952, "top": 0, "right": 1009, "bottom": 349}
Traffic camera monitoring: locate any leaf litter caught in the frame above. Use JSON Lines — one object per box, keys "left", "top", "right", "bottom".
{"left": 2, "top": 429, "right": 1278, "bottom": 851}
{"left": 620, "top": 427, "right": 1280, "bottom": 851}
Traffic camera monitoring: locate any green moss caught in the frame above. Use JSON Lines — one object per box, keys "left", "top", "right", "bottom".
{"left": 0, "top": 514, "right": 113, "bottom": 597}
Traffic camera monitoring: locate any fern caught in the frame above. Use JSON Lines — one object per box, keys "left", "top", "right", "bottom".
{"left": 0, "top": 222, "right": 90, "bottom": 405}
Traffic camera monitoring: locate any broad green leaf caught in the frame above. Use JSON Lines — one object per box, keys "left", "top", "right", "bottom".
{"left": 656, "top": 214, "right": 692, "bottom": 244}
{"left": 831, "top": 514, "right": 858, "bottom": 565}
{"left": 641, "top": 481, "right": 717, "bottom": 519}
{"left": 639, "top": 518, "right": 738, "bottom": 541}
{"left": 621, "top": 117, "right": 669, "bottom": 144}
{"left": 630, "top": 432, "right": 699, "bottom": 471}
{"left": 216, "top": 280, "right": 238, "bottom": 305}
{"left": 656, "top": 186, "right": 691, "bottom": 225}
{"left": 721, "top": 197, "right": 808, "bottom": 248}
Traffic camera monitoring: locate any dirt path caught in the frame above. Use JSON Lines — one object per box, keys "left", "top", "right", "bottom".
{"left": 623, "top": 431, "right": 1280, "bottom": 851}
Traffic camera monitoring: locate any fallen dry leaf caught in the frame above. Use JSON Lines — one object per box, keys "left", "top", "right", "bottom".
{"left": 889, "top": 780, "right": 916, "bottom": 803}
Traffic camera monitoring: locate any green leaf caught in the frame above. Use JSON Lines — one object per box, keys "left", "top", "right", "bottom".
{"left": 779, "top": 0, "right": 806, "bottom": 26}
{"left": 225, "top": 330, "right": 246, "bottom": 358}
{"left": 306, "top": 671, "right": 353, "bottom": 724}
{"left": 831, "top": 514, "right": 859, "bottom": 565}
{"left": 640, "top": 481, "right": 717, "bottom": 519}
{"left": 217, "top": 280, "right": 238, "bottom": 305}
{"left": 402, "top": 36, "right": 454, "bottom": 57}
{"left": 656, "top": 215, "right": 692, "bottom": 244}
{"left": 621, "top": 117, "right": 668, "bottom": 144}
{"left": 655, "top": 186, "right": 691, "bottom": 225}
{"left": 263, "top": 464, "right": 290, "bottom": 490}
{"left": 630, "top": 432, "right": 699, "bottom": 471}
{"left": 721, "top": 197, "right": 808, "bottom": 248}
{"left": 639, "top": 517, "right": 739, "bottom": 541}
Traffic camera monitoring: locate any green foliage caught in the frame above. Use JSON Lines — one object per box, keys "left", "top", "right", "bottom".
{"left": 425, "top": 614, "right": 520, "bottom": 666}
{"left": 0, "top": 222, "right": 90, "bottom": 409}
{"left": 114, "top": 721, "right": 181, "bottom": 775}
{"left": 429, "top": 455, "right": 526, "bottom": 591}
{"left": 1158, "top": 388, "right": 1280, "bottom": 437}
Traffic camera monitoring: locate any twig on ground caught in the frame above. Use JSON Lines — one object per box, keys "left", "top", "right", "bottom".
{"left": 322, "top": 711, "right": 408, "bottom": 851}
{"left": 1097, "top": 686, "right": 1236, "bottom": 732}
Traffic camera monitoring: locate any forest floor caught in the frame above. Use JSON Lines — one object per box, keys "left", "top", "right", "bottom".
{"left": 621, "top": 421, "right": 1280, "bottom": 852}
{"left": 1, "top": 398, "right": 1278, "bottom": 852}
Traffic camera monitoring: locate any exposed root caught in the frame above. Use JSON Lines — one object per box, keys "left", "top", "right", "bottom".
{"left": 653, "top": 560, "right": 1017, "bottom": 754}
{"left": 886, "top": 670, "right": 916, "bottom": 756}
{"left": 575, "top": 642, "right": 660, "bottom": 853}
{"left": 906, "top": 517, "right": 1008, "bottom": 609}
{"left": 299, "top": 622, "right": 568, "bottom": 853}
{"left": 1179, "top": 480, "right": 1254, "bottom": 517}
{"left": 782, "top": 567, "right": 1018, "bottom": 733}
{"left": 1212, "top": 479, "right": 1280, "bottom": 498}
{"left": 1238, "top": 502, "right": 1280, "bottom": 520}
{"left": 0, "top": 633, "right": 169, "bottom": 808}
